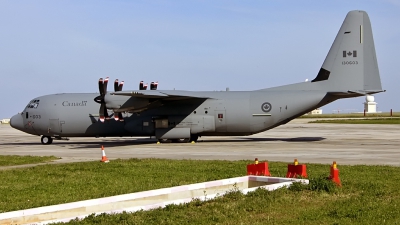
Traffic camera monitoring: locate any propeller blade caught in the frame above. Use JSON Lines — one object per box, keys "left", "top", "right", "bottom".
{"left": 143, "top": 83, "right": 148, "bottom": 90}
{"left": 104, "top": 107, "right": 110, "bottom": 121}
{"left": 139, "top": 81, "right": 144, "bottom": 90}
{"left": 98, "top": 78, "right": 104, "bottom": 95}
{"left": 114, "top": 79, "right": 119, "bottom": 92}
{"left": 119, "top": 81, "right": 124, "bottom": 91}
{"left": 99, "top": 103, "right": 105, "bottom": 122}
{"left": 114, "top": 112, "right": 124, "bottom": 121}
{"left": 103, "top": 77, "right": 109, "bottom": 94}
{"left": 114, "top": 113, "right": 119, "bottom": 121}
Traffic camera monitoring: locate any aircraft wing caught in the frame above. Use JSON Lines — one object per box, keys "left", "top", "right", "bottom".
{"left": 110, "top": 90, "right": 212, "bottom": 100}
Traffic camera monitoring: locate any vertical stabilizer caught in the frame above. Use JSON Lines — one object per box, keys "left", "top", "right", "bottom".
{"left": 312, "top": 10, "right": 383, "bottom": 93}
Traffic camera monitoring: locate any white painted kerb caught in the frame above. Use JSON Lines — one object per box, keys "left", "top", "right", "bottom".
{"left": 0, "top": 176, "right": 308, "bottom": 225}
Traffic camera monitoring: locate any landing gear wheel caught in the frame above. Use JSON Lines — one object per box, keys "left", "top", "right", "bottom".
{"left": 158, "top": 139, "right": 172, "bottom": 143}
{"left": 172, "top": 138, "right": 190, "bottom": 143}
{"left": 41, "top": 136, "right": 53, "bottom": 145}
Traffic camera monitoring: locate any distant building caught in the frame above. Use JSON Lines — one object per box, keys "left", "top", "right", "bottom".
{"left": 364, "top": 95, "right": 377, "bottom": 113}
{"left": 1, "top": 119, "right": 10, "bottom": 124}
{"left": 305, "top": 108, "right": 323, "bottom": 115}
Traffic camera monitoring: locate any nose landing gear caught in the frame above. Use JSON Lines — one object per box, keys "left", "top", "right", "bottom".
{"left": 41, "top": 136, "right": 53, "bottom": 145}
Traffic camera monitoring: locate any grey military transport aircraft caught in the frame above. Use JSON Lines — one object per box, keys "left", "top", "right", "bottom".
{"left": 10, "top": 10, "right": 384, "bottom": 145}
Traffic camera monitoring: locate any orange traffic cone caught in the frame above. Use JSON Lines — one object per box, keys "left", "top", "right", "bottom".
{"left": 329, "top": 161, "right": 341, "bottom": 186}
{"left": 100, "top": 145, "right": 109, "bottom": 163}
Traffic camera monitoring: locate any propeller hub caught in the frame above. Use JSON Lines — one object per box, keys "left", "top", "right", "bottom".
{"left": 94, "top": 96, "right": 103, "bottom": 104}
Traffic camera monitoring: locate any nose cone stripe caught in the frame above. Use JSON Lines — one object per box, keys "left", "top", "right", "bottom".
{"left": 10, "top": 114, "right": 23, "bottom": 130}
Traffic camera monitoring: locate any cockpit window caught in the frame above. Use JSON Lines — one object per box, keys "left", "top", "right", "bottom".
{"left": 27, "top": 100, "right": 40, "bottom": 109}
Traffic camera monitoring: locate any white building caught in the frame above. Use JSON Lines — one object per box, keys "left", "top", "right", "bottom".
{"left": 1, "top": 119, "right": 10, "bottom": 124}
{"left": 310, "top": 108, "right": 323, "bottom": 114}
{"left": 364, "top": 95, "right": 377, "bottom": 113}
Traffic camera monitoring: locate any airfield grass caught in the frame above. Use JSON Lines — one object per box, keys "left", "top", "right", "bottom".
{"left": 1, "top": 159, "right": 400, "bottom": 224}
{"left": 300, "top": 112, "right": 400, "bottom": 118}
{"left": 309, "top": 117, "right": 400, "bottom": 124}
{"left": 0, "top": 155, "right": 59, "bottom": 166}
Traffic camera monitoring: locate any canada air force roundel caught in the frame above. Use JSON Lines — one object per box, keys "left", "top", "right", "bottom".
{"left": 261, "top": 102, "right": 272, "bottom": 112}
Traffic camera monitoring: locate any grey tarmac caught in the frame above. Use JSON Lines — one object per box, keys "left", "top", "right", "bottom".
{"left": 0, "top": 119, "right": 399, "bottom": 166}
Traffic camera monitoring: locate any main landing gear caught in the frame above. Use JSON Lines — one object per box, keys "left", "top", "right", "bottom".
{"left": 158, "top": 135, "right": 199, "bottom": 143}
{"left": 41, "top": 136, "right": 53, "bottom": 145}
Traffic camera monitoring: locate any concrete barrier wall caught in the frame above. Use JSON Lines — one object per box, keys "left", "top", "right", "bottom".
{"left": 0, "top": 176, "right": 308, "bottom": 225}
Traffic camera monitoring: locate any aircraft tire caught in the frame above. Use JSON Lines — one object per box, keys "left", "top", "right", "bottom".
{"left": 41, "top": 136, "right": 53, "bottom": 145}
{"left": 172, "top": 138, "right": 190, "bottom": 143}
{"left": 158, "top": 139, "right": 172, "bottom": 143}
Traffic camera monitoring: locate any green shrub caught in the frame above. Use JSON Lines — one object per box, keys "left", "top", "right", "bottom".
{"left": 308, "top": 176, "right": 338, "bottom": 193}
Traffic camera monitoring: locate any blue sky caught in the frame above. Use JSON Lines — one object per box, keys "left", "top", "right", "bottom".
{"left": 1, "top": 1, "right": 399, "bottom": 118}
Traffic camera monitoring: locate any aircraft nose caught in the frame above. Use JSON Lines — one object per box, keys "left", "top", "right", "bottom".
{"left": 10, "top": 113, "right": 23, "bottom": 130}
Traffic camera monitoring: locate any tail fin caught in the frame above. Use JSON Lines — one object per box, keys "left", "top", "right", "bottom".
{"left": 312, "top": 10, "right": 383, "bottom": 94}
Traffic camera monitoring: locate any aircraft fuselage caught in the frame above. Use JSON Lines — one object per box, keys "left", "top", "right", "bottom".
{"left": 10, "top": 90, "right": 330, "bottom": 141}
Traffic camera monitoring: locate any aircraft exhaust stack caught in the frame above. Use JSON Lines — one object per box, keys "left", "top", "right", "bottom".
{"left": 139, "top": 81, "right": 144, "bottom": 90}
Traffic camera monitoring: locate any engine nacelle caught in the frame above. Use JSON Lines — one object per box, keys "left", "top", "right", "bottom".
{"left": 104, "top": 94, "right": 150, "bottom": 112}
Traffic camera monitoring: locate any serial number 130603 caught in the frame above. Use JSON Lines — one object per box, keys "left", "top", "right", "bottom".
{"left": 342, "top": 61, "right": 358, "bottom": 65}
